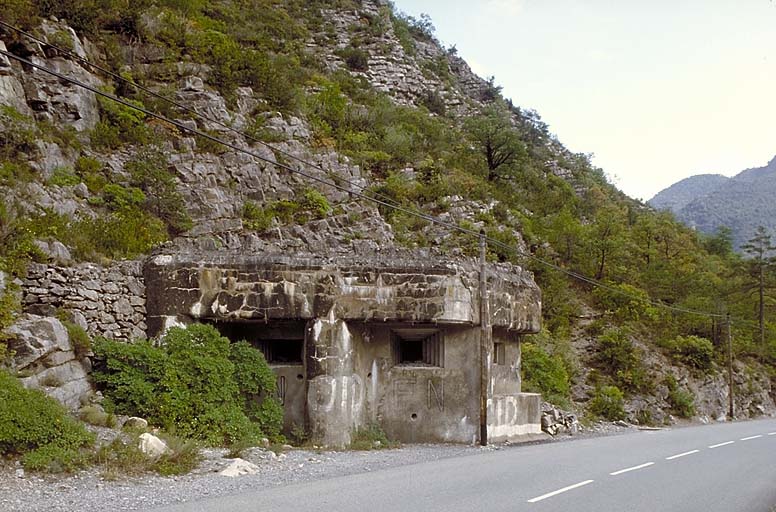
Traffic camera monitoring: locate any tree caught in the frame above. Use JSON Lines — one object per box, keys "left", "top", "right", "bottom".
{"left": 741, "top": 225, "right": 776, "bottom": 355}
{"left": 463, "top": 103, "right": 527, "bottom": 182}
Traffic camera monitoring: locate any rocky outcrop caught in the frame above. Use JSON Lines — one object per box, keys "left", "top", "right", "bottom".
{"left": 16, "top": 20, "right": 102, "bottom": 132}
{"left": 5, "top": 314, "right": 92, "bottom": 409}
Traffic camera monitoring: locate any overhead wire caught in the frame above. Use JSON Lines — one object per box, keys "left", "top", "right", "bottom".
{"left": 0, "top": 35, "right": 733, "bottom": 321}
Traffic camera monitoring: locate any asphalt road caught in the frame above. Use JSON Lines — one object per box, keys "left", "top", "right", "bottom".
{"left": 150, "top": 419, "right": 776, "bottom": 512}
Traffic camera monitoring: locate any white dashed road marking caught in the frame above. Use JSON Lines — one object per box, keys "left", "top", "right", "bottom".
{"left": 666, "top": 450, "right": 699, "bottom": 460}
{"left": 709, "top": 441, "right": 735, "bottom": 449}
{"left": 768, "top": 432, "right": 776, "bottom": 436}
{"left": 610, "top": 462, "right": 654, "bottom": 476}
{"left": 527, "top": 480, "right": 595, "bottom": 503}
{"left": 741, "top": 435, "right": 763, "bottom": 441}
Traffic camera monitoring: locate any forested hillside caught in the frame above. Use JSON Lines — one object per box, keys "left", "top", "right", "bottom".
{"left": 650, "top": 157, "right": 776, "bottom": 251}
{"left": 1, "top": 0, "right": 775, "bottom": 438}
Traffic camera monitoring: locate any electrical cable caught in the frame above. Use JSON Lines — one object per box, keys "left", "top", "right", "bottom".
{"left": 0, "top": 41, "right": 732, "bottom": 321}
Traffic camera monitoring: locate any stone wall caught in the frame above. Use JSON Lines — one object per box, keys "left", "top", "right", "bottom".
{"left": 22, "top": 261, "right": 147, "bottom": 341}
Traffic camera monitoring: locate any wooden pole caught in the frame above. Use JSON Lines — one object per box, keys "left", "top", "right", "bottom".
{"left": 727, "top": 313, "right": 734, "bottom": 421}
{"left": 479, "top": 230, "right": 489, "bottom": 446}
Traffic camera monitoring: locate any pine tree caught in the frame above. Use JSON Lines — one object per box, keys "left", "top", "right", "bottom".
{"left": 741, "top": 225, "right": 776, "bottom": 356}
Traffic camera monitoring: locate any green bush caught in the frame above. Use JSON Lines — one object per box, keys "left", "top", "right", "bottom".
{"left": 665, "top": 376, "right": 695, "bottom": 418}
{"left": 62, "top": 320, "right": 92, "bottom": 358}
{"left": 349, "top": 424, "right": 394, "bottom": 450}
{"left": 0, "top": 370, "right": 94, "bottom": 471}
{"left": 125, "top": 149, "right": 192, "bottom": 235}
{"left": 0, "top": 106, "right": 37, "bottom": 161}
{"left": 93, "top": 324, "right": 281, "bottom": 446}
{"left": 75, "top": 156, "right": 107, "bottom": 193}
{"left": 22, "top": 444, "right": 91, "bottom": 473}
{"left": 663, "top": 335, "right": 714, "bottom": 372}
{"left": 596, "top": 328, "right": 652, "bottom": 393}
{"left": 92, "top": 94, "right": 149, "bottom": 149}
{"left": 593, "top": 282, "right": 659, "bottom": 322}
{"left": 243, "top": 200, "right": 274, "bottom": 231}
{"left": 336, "top": 45, "right": 369, "bottom": 71}
{"left": 589, "top": 385, "right": 626, "bottom": 421}
{"left": 521, "top": 342, "right": 570, "bottom": 406}
{"left": 302, "top": 189, "right": 331, "bottom": 219}
{"left": 48, "top": 167, "right": 81, "bottom": 187}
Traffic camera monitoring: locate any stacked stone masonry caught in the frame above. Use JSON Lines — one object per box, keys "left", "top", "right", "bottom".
{"left": 22, "top": 261, "right": 147, "bottom": 341}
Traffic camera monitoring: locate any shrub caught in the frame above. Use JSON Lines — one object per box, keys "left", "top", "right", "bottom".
{"left": 243, "top": 200, "right": 273, "bottom": 231}
{"left": 92, "top": 94, "right": 149, "bottom": 148}
{"left": 61, "top": 320, "right": 92, "bottom": 358}
{"left": 74, "top": 210, "right": 168, "bottom": 260}
{"left": 125, "top": 148, "right": 192, "bottom": 235}
{"left": 336, "top": 46, "right": 369, "bottom": 71}
{"left": 0, "top": 370, "right": 94, "bottom": 469}
{"left": 0, "top": 106, "right": 37, "bottom": 160}
{"left": 75, "top": 156, "right": 107, "bottom": 193}
{"left": 48, "top": 167, "right": 81, "bottom": 187}
{"left": 302, "top": 189, "right": 331, "bottom": 219}
{"left": 95, "top": 432, "right": 201, "bottom": 477}
{"left": 78, "top": 405, "right": 115, "bottom": 427}
{"left": 593, "top": 282, "right": 659, "bottom": 322}
{"left": 22, "top": 444, "right": 91, "bottom": 473}
{"left": 101, "top": 184, "right": 146, "bottom": 211}
{"left": 349, "top": 424, "right": 394, "bottom": 450}
{"left": 589, "top": 385, "right": 626, "bottom": 421}
{"left": 93, "top": 324, "right": 281, "bottom": 446}
{"left": 663, "top": 335, "right": 714, "bottom": 372}
{"left": 521, "top": 342, "right": 570, "bottom": 406}
{"left": 596, "top": 328, "right": 652, "bottom": 393}
{"left": 665, "top": 376, "right": 695, "bottom": 418}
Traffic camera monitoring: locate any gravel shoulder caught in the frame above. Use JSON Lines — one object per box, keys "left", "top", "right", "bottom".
{"left": 0, "top": 423, "right": 639, "bottom": 512}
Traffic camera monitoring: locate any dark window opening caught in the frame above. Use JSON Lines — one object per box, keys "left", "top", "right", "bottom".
{"left": 205, "top": 320, "right": 305, "bottom": 365}
{"left": 494, "top": 342, "right": 506, "bottom": 365}
{"left": 392, "top": 328, "right": 443, "bottom": 367}
{"left": 258, "top": 339, "right": 304, "bottom": 364}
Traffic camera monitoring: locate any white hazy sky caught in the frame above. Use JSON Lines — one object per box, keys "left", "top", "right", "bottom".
{"left": 395, "top": 0, "right": 776, "bottom": 202}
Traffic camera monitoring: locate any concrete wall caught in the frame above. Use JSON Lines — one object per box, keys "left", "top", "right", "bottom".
{"left": 146, "top": 252, "right": 543, "bottom": 446}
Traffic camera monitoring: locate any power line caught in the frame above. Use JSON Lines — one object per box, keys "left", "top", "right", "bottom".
{"left": 0, "top": 42, "right": 730, "bottom": 321}
{"left": 0, "top": 19, "right": 408, "bottom": 213}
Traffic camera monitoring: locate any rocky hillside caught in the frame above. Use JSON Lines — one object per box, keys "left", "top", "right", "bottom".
{"left": 1, "top": 0, "right": 774, "bottom": 433}
{"left": 649, "top": 157, "right": 776, "bottom": 250}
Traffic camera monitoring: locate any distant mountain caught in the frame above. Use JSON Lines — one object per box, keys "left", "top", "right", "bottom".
{"left": 648, "top": 157, "right": 776, "bottom": 250}
{"left": 649, "top": 174, "right": 729, "bottom": 212}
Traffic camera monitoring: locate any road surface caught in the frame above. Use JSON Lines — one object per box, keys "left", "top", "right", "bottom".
{"left": 150, "top": 418, "right": 776, "bottom": 512}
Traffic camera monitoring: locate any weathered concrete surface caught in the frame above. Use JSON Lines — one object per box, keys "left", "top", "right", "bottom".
{"left": 145, "top": 251, "right": 542, "bottom": 447}
{"left": 144, "top": 253, "right": 541, "bottom": 334}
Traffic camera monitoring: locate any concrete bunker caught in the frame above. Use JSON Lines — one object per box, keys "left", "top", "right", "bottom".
{"left": 145, "top": 253, "right": 543, "bottom": 446}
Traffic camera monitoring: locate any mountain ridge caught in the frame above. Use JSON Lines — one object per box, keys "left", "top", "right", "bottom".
{"left": 649, "top": 156, "right": 776, "bottom": 249}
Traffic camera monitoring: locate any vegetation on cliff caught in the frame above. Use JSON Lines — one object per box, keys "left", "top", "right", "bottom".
{"left": 0, "top": 0, "right": 774, "bottom": 435}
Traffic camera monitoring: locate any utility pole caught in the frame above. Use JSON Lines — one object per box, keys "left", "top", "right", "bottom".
{"left": 479, "top": 230, "right": 490, "bottom": 446}
{"left": 727, "top": 313, "right": 734, "bottom": 421}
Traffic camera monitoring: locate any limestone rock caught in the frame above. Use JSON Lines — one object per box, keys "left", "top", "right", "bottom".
{"left": 138, "top": 433, "right": 171, "bottom": 458}
{"left": 0, "top": 43, "right": 33, "bottom": 116}
{"left": 6, "top": 314, "right": 71, "bottom": 369}
{"left": 181, "top": 75, "right": 205, "bottom": 92}
{"left": 33, "top": 239, "right": 72, "bottom": 264}
{"left": 220, "top": 458, "right": 260, "bottom": 477}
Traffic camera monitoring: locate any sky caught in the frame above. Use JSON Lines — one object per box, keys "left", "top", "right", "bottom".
{"left": 395, "top": 0, "right": 776, "bottom": 202}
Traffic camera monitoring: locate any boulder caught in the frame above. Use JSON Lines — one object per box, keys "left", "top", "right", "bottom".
{"left": 220, "top": 458, "right": 260, "bottom": 477}
{"left": 6, "top": 314, "right": 71, "bottom": 369}
{"left": 138, "top": 433, "right": 171, "bottom": 458}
